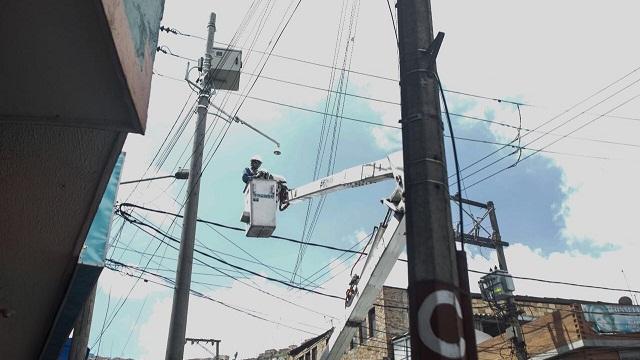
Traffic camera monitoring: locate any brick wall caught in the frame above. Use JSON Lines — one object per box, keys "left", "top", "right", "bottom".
{"left": 471, "top": 297, "right": 572, "bottom": 319}
{"left": 339, "top": 287, "right": 412, "bottom": 360}
{"left": 291, "top": 337, "right": 328, "bottom": 360}
{"left": 336, "top": 287, "right": 577, "bottom": 360}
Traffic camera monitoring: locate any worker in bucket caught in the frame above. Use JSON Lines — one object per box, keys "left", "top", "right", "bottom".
{"left": 242, "top": 154, "right": 271, "bottom": 185}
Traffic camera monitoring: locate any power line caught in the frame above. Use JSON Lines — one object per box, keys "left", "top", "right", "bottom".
{"left": 159, "top": 24, "right": 541, "bottom": 107}
{"left": 451, "top": 65, "right": 640, "bottom": 185}
{"left": 291, "top": 0, "right": 362, "bottom": 284}
{"left": 92, "top": 237, "right": 169, "bottom": 348}
{"left": 468, "top": 269, "right": 640, "bottom": 294}
{"left": 462, "top": 91, "right": 640, "bottom": 189}
{"left": 112, "top": 221, "right": 340, "bottom": 321}
{"left": 119, "top": 202, "right": 369, "bottom": 255}
{"left": 118, "top": 202, "right": 640, "bottom": 297}
{"left": 106, "top": 261, "right": 319, "bottom": 336}
{"left": 117, "top": 209, "right": 346, "bottom": 300}
{"left": 153, "top": 66, "right": 640, "bottom": 153}
{"left": 232, "top": 94, "right": 619, "bottom": 160}
{"left": 106, "top": 260, "right": 231, "bottom": 288}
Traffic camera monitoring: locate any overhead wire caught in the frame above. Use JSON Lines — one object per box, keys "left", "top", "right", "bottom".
{"left": 119, "top": 202, "right": 368, "bottom": 255}
{"left": 154, "top": 66, "right": 640, "bottom": 150}
{"left": 117, "top": 209, "right": 346, "bottom": 300}
{"left": 159, "top": 24, "right": 555, "bottom": 109}
{"left": 119, "top": 214, "right": 341, "bottom": 321}
{"left": 190, "top": 0, "right": 307, "bottom": 208}
{"left": 94, "top": 287, "right": 112, "bottom": 357}
{"left": 468, "top": 269, "right": 640, "bottom": 294}
{"left": 98, "top": 4, "right": 290, "bottom": 349}
{"left": 463, "top": 90, "right": 640, "bottom": 189}
{"left": 293, "top": 0, "right": 361, "bottom": 284}
{"left": 450, "top": 65, "right": 640, "bottom": 186}
{"left": 119, "top": 202, "right": 640, "bottom": 296}
{"left": 292, "top": 0, "right": 350, "bottom": 284}
{"left": 299, "top": 229, "right": 375, "bottom": 292}
{"left": 107, "top": 261, "right": 320, "bottom": 336}
{"left": 119, "top": 297, "right": 148, "bottom": 357}
{"left": 434, "top": 71, "right": 465, "bottom": 250}
{"left": 91, "top": 238, "right": 168, "bottom": 348}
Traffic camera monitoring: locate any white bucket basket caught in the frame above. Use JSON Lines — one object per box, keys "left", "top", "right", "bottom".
{"left": 242, "top": 179, "right": 278, "bottom": 237}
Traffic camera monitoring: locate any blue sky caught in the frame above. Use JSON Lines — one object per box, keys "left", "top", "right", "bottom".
{"left": 88, "top": 0, "right": 640, "bottom": 358}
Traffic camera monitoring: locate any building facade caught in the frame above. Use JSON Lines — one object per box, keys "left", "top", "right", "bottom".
{"left": 287, "top": 286, "right": 640, "bottom": 360}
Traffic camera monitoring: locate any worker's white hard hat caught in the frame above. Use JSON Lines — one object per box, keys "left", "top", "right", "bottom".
{"left": 250, "top": 154, "right": 263, "bottom": 163}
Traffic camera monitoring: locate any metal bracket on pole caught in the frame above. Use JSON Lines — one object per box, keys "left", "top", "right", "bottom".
{"left": 418, "top": 31, "right": 445, "bottom": 73}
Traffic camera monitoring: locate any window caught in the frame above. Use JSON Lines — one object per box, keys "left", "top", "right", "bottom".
{"left": 368, "top": 307, "right": 376, "bottom": 338}
{"left": 312, "top": 347, "right": 317, "bottom": 360}
{"left": 304, "top": 351, "right": 310, "bottom": 360}
{"left": 393, "top": 335, "right": 411, "bottom": 360}
{"left": 359, "top": 323, "right": 365, "bottom": 344}
{"left": 216, "top": 51, "right": 223, "bottom": 56}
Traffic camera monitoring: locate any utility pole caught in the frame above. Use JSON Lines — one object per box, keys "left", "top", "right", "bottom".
{"left": 68, "top": 285, "right": 97, "bottom": 360}
{"left": 165, "top": 13, "right": 216, "bottom": 360}
{"left": 397, "top": 1, "right": 469, "bottom": 359}
{"left": 488, "top": 201, "right": 527, "bottom": 360}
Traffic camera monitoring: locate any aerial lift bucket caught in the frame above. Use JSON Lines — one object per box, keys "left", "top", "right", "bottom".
{"left": 241, "top": 179, "right": 278, "bottom": 237}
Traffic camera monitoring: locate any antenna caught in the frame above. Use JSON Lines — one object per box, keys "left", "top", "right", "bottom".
{"left": 621, "top": 269, "right": 639, "bottom": 305}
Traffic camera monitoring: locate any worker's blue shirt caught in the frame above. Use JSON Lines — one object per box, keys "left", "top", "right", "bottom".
{"left": 242, "top": 167, "right": 256, "bottom": 184}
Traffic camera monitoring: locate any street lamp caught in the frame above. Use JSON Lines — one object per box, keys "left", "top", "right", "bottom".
{"left": 119, "top": 169, "right": 190, "bottom": 185}
{"left": 207, "top": 104, "right": 282, "bottom": 156}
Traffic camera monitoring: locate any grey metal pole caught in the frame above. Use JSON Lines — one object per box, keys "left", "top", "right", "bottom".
{"left": 397, "top": 1, "right": 467, "bottom": 359}
{"left": 69, "top": 285, "right": 97, "bottom": 360}
{"left": 487, "top": 201, "right": 528, "bottom": 360}
{"left": 165, "top": 12, "right": 216, "bottom": 360}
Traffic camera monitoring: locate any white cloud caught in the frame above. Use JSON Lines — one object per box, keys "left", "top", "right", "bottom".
{"left": 133, "top": 241, "right": 640, "bottom": 359}
{"left": 109, "top": 1, "right": 640, "bottom": 358}
{"left": 384, "top": 242, "right": 640, "bottom": 305}
{"left": 97, "top": 268, "right": 170, "bottom": 301}
{"left": 138, "top": 263, "right": 355, "bottom": 360}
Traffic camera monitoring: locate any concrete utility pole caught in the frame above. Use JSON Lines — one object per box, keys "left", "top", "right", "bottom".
{"left": 397, "top": 1, "right": 468, "bottom": 359}
{"left": 69, "top": 285, "right": 97, "bottom": 360}
{"left": 165, "top": 13, "right": 216, "bottom": 360}
{"left": 488, "top": 202, "right": 528, "bottom": 360}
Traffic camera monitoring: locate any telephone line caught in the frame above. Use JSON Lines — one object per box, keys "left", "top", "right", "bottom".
{"left": 450, "top": 65, "right": 640, "bottom": 184}
{"left": 462, "top": 91, "right": 640, "bottom": 189}
{"left": 117, "top": 210, "right": 346, "bottom": 300}
{"left": 153, "top": 67, "right": 640, "bottom": 152}
{"left": 119, "top": 202, "right": 640, "bottom": 296}
{"left": 468, "top": 269, "right": 640, "bottom": 294}
{"left": 159, "top": 24, "right": 538, "bottom": 106}
{"left": 107, "top": 263, "right": 319, "bottom": 336}
{"left": 122, "top": 215, "right": 342, "bottom": 319}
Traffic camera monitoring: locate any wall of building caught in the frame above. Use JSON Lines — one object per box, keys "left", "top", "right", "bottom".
{"left": 471, "top": 297, "right": 571, "bottom": 319}
{"left": 284, "top": 286, "right": 616, "bottom": 360}
{"left": 340, "top": 287, "right": 410, "bottom": 360}
{"left": 291, "top": 338, "right": 328, "bottom": 360}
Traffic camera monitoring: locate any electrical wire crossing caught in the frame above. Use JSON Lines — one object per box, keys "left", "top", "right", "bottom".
{"left": 118, "top": 202, "right": 640, "bottom": 296}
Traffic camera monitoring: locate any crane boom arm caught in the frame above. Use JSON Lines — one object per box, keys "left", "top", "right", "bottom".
{"left": 321, "top": 211, "right": 406, "bottom": 360}
{"left": 286, "top": 151, "right": 403, "bottom": 203}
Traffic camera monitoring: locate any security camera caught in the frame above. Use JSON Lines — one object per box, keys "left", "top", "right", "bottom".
{"left": 273, "top": 147, "right": 282, "bottom": 156}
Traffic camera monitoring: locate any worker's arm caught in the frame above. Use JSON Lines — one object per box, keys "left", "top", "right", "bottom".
{"left": 242, "top": 168, "right": 253, "bottom": 184}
